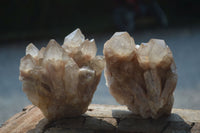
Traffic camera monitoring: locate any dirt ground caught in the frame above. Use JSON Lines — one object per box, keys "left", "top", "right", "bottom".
{"left": 0, "top": 26, "right": 200, "bottom": 124}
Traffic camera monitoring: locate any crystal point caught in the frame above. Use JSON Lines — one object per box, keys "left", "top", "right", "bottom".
{"left": 62, "top": 29, "right": 99, "bottom": 67}
{"left": 81, "top": 39, "right": 97, "bottom": 60}
{"left": 137, "top": 39, "right": 173, "bottom": 69}
{"left": 44, "top": 39, "right": 63, "bottom": 61}
{"left": 104, "top": 32, "right": 177, "bottom": 119}
{"left": 63, "top": 28, "right": 85, "bottom": 50}
{"left": 19, "top": 29, "right": 105, "bottom": 120}
{"left": 26, "top": 43, "right": 39, "bottom": 57}
{"left": 20, "top": 54, "right": 35, "bottom": 72}
{"left": 104, "top": 32, "right": 135, "bottom": 59}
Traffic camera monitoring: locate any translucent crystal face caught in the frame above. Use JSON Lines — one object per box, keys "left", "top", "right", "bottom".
{"left": 104, "top": 32, "right": 177, "bottom": 119}
{"left": 64, "top": 28, "right": 85, "bottom": 48}
{"left": 137, "top": 39, "right": 173, "bottom": 69}
{"left": 19, "top": 29, "right": 105, "bottom": 120}
{"left": 62, "top": 29, "right": 97, "bottom": 67}
{"left": 104, "top": 32, "right": 135, "bottom": 59}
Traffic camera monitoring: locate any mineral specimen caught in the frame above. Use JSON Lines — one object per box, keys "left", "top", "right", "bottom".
{"left": 103, "top": 32, "right": 177, "bottom": 119}
{"left": 19, "top": 29, "right": 105, "bottom": 120}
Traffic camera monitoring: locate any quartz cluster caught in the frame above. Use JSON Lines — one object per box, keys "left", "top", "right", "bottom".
{"left": 19, "top": 29, "right": 105, "bottom": 120}
{"left": 104, "top": 32, "right": 177, "bottom": 119}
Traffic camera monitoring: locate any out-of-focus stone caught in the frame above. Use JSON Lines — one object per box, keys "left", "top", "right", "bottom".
{"left": 19, "top": 29, "right": 105, "bottom": 121}
{"left": 104, "top": 32, "right": 177, "bottom": 119}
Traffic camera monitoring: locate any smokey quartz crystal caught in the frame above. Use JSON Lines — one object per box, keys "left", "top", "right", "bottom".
{"left": 103, "top": 32, "right": 177, "bottom": 119}
{"left": 19, "top": 29, "right": 105, "bottom": 120}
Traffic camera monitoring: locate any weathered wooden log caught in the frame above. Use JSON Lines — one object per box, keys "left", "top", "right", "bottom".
{"left": 0, "top": 104, "right": 200, "bottom": 133}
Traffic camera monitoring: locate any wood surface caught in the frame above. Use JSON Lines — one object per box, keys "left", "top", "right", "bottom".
{"left": 0, "top": 104, "right": 200, "bottom": 133}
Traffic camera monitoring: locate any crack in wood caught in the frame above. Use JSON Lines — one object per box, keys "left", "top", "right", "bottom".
{"left": 15, "top": 112, "right": 26, "bottom": 120}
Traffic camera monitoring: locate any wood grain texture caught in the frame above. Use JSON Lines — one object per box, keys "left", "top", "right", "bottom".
{"left": 0, "top": 104, "right": 200, "bottom": 133}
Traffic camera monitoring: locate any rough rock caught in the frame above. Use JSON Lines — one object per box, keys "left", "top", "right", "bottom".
{"left": 103, "top": 32, "right": 177, "bottom": 119}
{"left": 19, "top": 29, "right": 105, "bottom": 121}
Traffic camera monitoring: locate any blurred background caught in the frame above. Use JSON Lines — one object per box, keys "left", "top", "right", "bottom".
{"left": 1, "top": 0, "right": 200, "bottom": 124}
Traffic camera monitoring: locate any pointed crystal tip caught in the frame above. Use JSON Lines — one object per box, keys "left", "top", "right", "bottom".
{"left": 104, "top": 32, "right": 135, "bottom": 59}
{"left": 19, "top": 28, "right": 105, "bottom": 121}
{"left": 104, "top": 32, "right": 177, "bottom": 119}
{"left": 63, "top": 28, "right": 85, "bottom": 47}
{"left": 44, "top": 39, "right": 64, "bottom": 61}
{"left": 26, "top": 43, "right": 39, "bottom": 57}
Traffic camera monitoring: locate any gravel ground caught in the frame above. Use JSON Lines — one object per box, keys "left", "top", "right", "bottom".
{"left": 0, "top": 26, "right": 200, "bottom": 124}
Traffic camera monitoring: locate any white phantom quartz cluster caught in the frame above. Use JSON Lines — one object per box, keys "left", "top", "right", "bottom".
{"left": 19, "top": 29, "right": 105, "bottom": 120}
{"left": 104, "top": 32, "right": 177, "bottom": 119}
